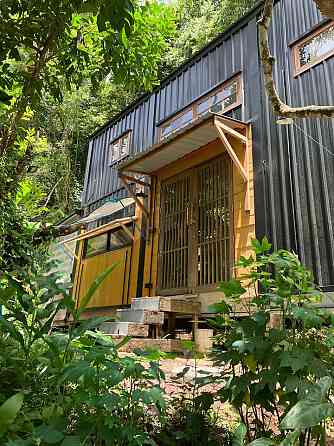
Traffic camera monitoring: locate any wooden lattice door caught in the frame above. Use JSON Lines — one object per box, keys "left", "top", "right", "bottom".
{"left": 158, "top": 171, "right": 192, "bottom": 294}
{"left": 158, "top": 154, "right": 232, "bottom": 295}
{"left": 195, "top": 155, "right": 232, "bottom": 291}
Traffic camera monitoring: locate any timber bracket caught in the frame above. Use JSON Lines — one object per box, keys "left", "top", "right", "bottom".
{"left": 214, "top": 116, "right": 252, "bottom": 212}
{"left": 119, "top": 173, "right": 151, "bottom": 218}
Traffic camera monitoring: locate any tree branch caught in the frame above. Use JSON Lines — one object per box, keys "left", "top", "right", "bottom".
{"left": 0, "top": 30, "right": 57, "bottom": 157}
{"left": 258, "top": 0, "right": 334, "bottom": 119}
{"left": 32, "top": 221, "right": 86, "bottom": 245}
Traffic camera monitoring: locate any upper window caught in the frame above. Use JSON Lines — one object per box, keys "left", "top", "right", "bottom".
{"left": 293, "top": 21, "right": 334, "bottom": 75}
{"left": 84, "top": 225, "right": 133, "bottom": 258}
{"left": 159, "top": 75, "right": 242, "bottom": 141}
{"left": 108, "top": 132, "right": 131, "bottom": 165}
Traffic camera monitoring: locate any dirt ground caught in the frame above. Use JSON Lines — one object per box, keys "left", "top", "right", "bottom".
{"left": 142, "top": 355, "right": 334, "bottom": 444}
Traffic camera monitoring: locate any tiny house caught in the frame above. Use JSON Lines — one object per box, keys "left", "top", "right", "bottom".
{"left": 67, "top": 0, "right": 334, "bottom": 329}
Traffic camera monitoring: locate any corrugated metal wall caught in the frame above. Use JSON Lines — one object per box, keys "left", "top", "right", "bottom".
{"left": 257, "top": 0, "right": 334, "bottom": 287}
{"left": 82, "top": 15, "right": 259, "bottom": 208}
{"left": 82, "top": 0, "right": 334, "bottom": 288}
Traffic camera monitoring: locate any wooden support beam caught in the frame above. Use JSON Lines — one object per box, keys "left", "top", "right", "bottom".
{"left": 63, "top": 242, "right": 79, "bottom": 261}
{"left": 119, "top": 173, "right": 151, "bottom": 189}
{"left": 59, "top": 217, "right": 137, "bottom": 245}
{"left": 215, "top": 119, "right": 247, "bottom": 144}
{"left": 120, "top": 175, "right": 150, "bottom": 218}
{"left": 215, "top": 122, "right": 248, "bottom": 183}
{"left": 245, "top": 126, "right": 252, "bottom": 212}
{"left": 120, "top": 223, "right": 135, "bottom": 241}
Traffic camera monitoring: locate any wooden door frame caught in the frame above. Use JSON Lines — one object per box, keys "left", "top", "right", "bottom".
{"left": 157, "top": 153, "right": 234, "bottom": 296}
{"left": 157, "top": 170, "right": 192, "bottom": 296}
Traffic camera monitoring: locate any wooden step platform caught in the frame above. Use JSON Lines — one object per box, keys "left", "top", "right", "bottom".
{"left": 100, "top": 322, "right": 149, "bottom": 337}
{"left": 53, "top": 295, "right": 202, "bottom": 352}
{"left": 131, "top": 295, "right": 201, "bottom": 314}
{"left": 116, "top": 308, "right": 164, "bottom": 324}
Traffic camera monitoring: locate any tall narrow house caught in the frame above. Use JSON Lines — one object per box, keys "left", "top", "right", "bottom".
{"left": 64, "top": 0, "right": 334, "bottom": 345}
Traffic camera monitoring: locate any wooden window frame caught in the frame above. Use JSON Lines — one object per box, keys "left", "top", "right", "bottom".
{"left": 158, "top": 74, "right": 242, "bottom": 141}
{"left": 83, "top": 224, "right": 133, "bottom": 258}
{"left": 293, "top": 21, "right": 334, "bottom": 76}
{"left": 108, "top": 131, "right": 132, "bottom": 166}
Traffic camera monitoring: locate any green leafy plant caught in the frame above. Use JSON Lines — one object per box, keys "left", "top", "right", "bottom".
{"left": 0, "top": 262, "right": 169, "bottom": 445}
{"left": 211, "top": 238, "right": 334, "bottom": 445}
{"left": 155, "top": 340, "right": 231, "bottom": 446}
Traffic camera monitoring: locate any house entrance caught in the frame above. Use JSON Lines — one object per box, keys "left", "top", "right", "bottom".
{"left": 158, "top": 154, "right": 232, "bottom": 295}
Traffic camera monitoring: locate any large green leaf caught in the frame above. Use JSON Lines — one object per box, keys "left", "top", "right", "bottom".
{"left": 249, "top": 439, "right": 276, "bottom": 446}
{"left": 34, "top": 425, "right": 64, "bottom": 444}
{"left": 280, "top": 349, "right": 314, "bottom": 373}
{"left": 280, "top": 400, "right": 334, "bottom": 430}
{"left": 75, "top": 316, "right": 114, "bottom": 333}
{"left": 0, "top": 318, "right": 25, "bottom": 349}
{"left": 279, "top": 431, "right": 300, "bottom": 446}
{"left": 0, "top": 393, "right": 24, "bottom": 432}
{"left": 61, "top": 436, "right": 81, "bottom": 446}
{"left": 232, "top": 423, "right": 247, "bottom": 446}
{"left": 219, "top": 279, "right": 246, "bottom": 298}
{"left": 208, "top": 300, "right": 231, "bottom": 314}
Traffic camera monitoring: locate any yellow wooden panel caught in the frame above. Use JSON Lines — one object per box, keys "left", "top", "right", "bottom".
{"left": 128, "top": 197, "right": 144, "bottom": 300}
{"left": 77, "top": 248, "right": 130, "bottom": 308}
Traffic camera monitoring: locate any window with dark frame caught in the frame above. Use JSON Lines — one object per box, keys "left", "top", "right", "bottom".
{"left": 159, "top": 75, "right": 242, "bottom": 141}
{"left": 108, "top": 132, "right": 131, "bottom": 165}
{"left": 83, "top": 225, "right": 133, "bottom": 258}
{"left": 293, "top": 21, "right": 334, "bottom": 75}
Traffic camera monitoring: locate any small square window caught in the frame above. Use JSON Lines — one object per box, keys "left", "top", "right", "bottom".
{"left": 108, "top": 132, "right": 131, "bottom": 165}
{"left": 293, "top": 21, "right": 334, "bottom": 75}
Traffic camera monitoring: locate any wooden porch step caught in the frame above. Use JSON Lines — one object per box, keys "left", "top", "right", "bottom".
{"left": 100, "top": 322, "right": 149, "bottom": 337}
{"left": 110, "top": 336, "right": 184, "bottom": 353}
{"left": 131, "top": 295, "right": 201, "bottom": 314}
{"left": 116, "top": 308, "right": 164, "bottom": 324}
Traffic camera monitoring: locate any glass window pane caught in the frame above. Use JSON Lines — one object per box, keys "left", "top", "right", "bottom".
{"left": 197, "top": 98, "right": 211, "bottom": 115}
{"left": 212, "top": 91, "right": 223, "bottom": 104}
{"left": 160, "top": 108, "right": 193, "bottom": 139}
{"left": 112, "top": 141, "right": 120, "bottom": 162}
{"left": 120, "top": 135, "right": 129, "bottom": 158}
{"left": 85, "top": 233, "right": 108, "bottom": 257}
{"left": 180, "top": 109, "right": 193, "bottom": 127}
{"left": 222, "top": 81, "right": 238, "bottom": 109}
{"left": 109, "top": 228, "right": 132, "bottom": 250}
{"left": 299, "top": 25, "right": 334, "bottom": 67}
{"left": 161, "top": 123, "right": 173, "bottom": 138}
{"left": 108, "top": 144, "right": 113, "bottom": 164}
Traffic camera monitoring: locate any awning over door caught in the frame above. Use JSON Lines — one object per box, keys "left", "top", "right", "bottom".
{"left": 78, "top": 197, "right": 135, "bottom": 224}
{"left": 119, "top": 114, "right": 252, "bottom": 211}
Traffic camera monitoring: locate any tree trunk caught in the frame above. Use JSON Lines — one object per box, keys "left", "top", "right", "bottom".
{"left": 258, "top": 0, "right": 334, "bottom": 119}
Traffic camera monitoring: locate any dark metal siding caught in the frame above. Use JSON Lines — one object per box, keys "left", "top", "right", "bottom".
{"left": 82, "top": 18, "right": 257, "bottom": 208}
{"left": 83, "top": 0, "right": 334, "bottom": 288}
{"left": 257, "top": 0, "right": 334, "bottom": 287}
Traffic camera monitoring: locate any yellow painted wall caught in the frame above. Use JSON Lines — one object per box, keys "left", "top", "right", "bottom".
{"left": 77, "top": 247, "right": 131, "bottom": 308}
{"left": 73, "top": 199, "right": 144, "bottom": 308}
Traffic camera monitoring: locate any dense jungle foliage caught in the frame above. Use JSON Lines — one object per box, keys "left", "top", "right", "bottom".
{"left": 4, "top": 1, "right": 334, "bottom": 445}
{"left": 1, "top": 239, "right": 334, "bottom": 445}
